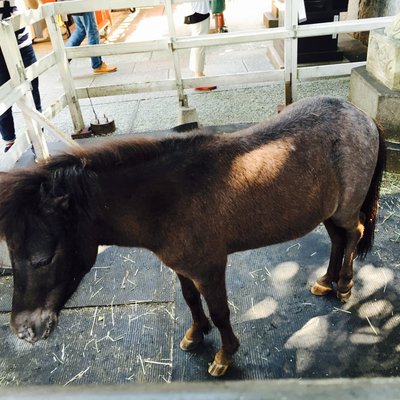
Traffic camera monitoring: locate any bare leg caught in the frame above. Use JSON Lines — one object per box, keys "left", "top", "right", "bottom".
{"left": 311, "top": 219, "right": 345, "bottom": 296}
{"left": 337, "top": 221, "right": 364, "bottom": 302}
{"left": 177, "top": 274, "right": 211, "bottom": 351}
{"left": 193, "top": 269, "right": 240, "bottom": 377}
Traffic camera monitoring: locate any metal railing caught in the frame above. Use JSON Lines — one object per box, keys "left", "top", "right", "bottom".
{"left": 0, "top": 0, "right": 395, "bottom": 168}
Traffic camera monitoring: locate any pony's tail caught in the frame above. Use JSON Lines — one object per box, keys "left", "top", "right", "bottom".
{"left": 357, "top": 122, "right": 386, "bottom": 259}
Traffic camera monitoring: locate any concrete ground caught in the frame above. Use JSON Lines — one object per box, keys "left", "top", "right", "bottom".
{"left": 0, "top": 1, "right": 400, "bottom": 396}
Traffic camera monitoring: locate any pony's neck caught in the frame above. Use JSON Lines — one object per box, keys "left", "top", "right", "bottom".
{"left": 93, "top": 165, "right": 164, "bottom": 252}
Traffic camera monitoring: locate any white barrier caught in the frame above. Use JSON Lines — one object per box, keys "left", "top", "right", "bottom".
{"left": 0, "top": 0, "right": 395, "bottom": 167}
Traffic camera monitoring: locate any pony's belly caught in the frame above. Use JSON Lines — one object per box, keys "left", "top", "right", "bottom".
{"left": 227, "top": 220, "right": 321, "bottom": 254}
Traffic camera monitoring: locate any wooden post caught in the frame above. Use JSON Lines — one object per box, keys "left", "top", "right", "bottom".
{"left": 0, "top": 20, "right": 49, "bottom": 161}
{"left": 284, "top": 0, "right": 299, "bottom": 105}
{"left": 45, "top": 11, "right": 85, "bottom": 134}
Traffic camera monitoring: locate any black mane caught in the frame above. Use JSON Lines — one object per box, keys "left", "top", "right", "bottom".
{"left": 0, "top": 133, "right": 215, "bottom": 238}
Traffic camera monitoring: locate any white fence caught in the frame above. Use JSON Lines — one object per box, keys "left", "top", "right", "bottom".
{"left": 0, "top": 0, "right": 395, "bottom": 167}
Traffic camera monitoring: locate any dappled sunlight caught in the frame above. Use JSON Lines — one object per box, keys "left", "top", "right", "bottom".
{"left": 285, "top": 316, "right": 329, "bottom": 350}
{"left": 309, "top": 265, "right": 329, "bottom": 284}
{"left": 97, "top": 245, "right": 111, "bottom": 255}
{"left": 229, "top": 141, "right": 294, "bottom": 189}
{"left": 236, "top": 297, "right": 277, "bottom": 323}
{"left": 350, "top": 264, "right": 394, "bottom": 305}
{"left": 358, "top": 299, "right": 393, "bottom": 319}
{"left": 294, "top": 348, "right": 316, "bottom": 374}
{"left": 382, "top": 315, "right": 400, "bottom": 332}
{"left": 350, "top": 326, "right": 382, "bottom": 345}
{"left": 271, "top": 261, "right": 299, "bottom": 282}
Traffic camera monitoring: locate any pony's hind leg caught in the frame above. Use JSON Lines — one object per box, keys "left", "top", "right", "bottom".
{"left": 336, "top": 220, "right": 365, "bottom": 302}
{"left": 193, "top": 268, "right": 240, "bottom": 377}
{"left": 177, "top": 274, "right": 212, "bottom": 351}
{"left": 311, "top": 219, "right": 345, "bottom": 296}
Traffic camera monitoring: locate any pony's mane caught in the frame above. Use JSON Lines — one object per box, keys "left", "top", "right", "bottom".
{"left": 0, "top": 133, "right": 213, "bottom": 238}
{"left": 48, "top": 133, "right": 215, "bottom": 173}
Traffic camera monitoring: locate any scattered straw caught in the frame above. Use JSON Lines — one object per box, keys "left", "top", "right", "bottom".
{"left": 228, "top": 300, "right": 239, "bottom": 314}
{"left": 286, "top": 243, "right": 301, "bottom": 252}
{"left": 333, "top": 307, "right": 351, "bottom": 314}
{"left": 90, "top": 287, "right": 103, "bottom": 299}
{"left": 264, "top": 267, "right": 271, "bottom": 277}
{"left": 164, "top": 307, "right": 175, "bottom": 320}
{"left": 381, "top": 269, "right": 388, "bottom": 293}
{"left": 137, "top": 354, "right": 146, "bottom": 375}
{"left": 90, "top": 307, "right": 98, "bottom": 336}
{"left": 121, "top": 271, "right": 129, "bottom": 289}
{"left": 366, "top": 316, "right": 378, "bottom": 336}
{"left": 250, "top": 268, "right": 262, "bottom": 278}
{"left": 160, "top": 374, "right": 171, "bottom": 383}
{"left": 144, "top": 360, "right": 172, "bottom": 367}
{"left": 121, "top": 255, "right": 135, "bottom": 264}
{"left": 64, "top": 366, "right": 91, "bottom": 386}
{"left": 110, "top": 296, "right": 115, "bottom": 327}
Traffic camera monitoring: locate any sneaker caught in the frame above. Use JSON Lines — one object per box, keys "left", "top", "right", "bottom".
{"left": 93, "top": 62, "right": 117, "bottom": 75}
{"left": 4, "top": 141, "right": 15, "bottom": 153}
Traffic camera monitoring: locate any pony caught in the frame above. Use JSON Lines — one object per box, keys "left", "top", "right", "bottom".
{"left": 0, "top": 96, "right": 386, "bottom": 377}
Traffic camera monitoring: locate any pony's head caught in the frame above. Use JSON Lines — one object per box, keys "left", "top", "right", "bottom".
{"left": 0, "top": 158, "right": 99, "bottom": 343}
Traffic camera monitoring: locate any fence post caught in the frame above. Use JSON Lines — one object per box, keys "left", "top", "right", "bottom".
{"left": 44, "top": 9, "right": 85, "bottom": 134}
{"left": 284, "top": 0, "right": 299, "bottom": 104}
{"left": 0, "top": 20, "right": 49, "bottom": 161}
{"left": 165, "top": 0, "right": 199, "bottom": 126}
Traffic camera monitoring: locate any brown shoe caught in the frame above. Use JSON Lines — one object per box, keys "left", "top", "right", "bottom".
{"left": 195, "top": 86, "right": 217, "bottom": 91}
{"left": 93, "top": 62, "right": 117, "bottom": 74}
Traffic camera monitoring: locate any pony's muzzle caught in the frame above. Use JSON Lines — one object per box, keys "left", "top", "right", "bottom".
{"left": 11, "top": 309, "right": 58, "bottom": 343}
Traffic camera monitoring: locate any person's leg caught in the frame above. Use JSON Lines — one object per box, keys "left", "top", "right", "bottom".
{"left": 0, "top": 50, "right": 16, "bottom": 145}
{"left": 189, "top": 17, "right": 215, "bottom": 90}
{"left": 66, "top": 15, "right": 86, "bottom": 48}
{"left": 189, "top": 17, "right": 210, "bottom": 75}
{"left": 20, "top": 44, "right": 42, "bottom": 113}
{"left": 79, "top": 12, "right": 102, "bottom": 69}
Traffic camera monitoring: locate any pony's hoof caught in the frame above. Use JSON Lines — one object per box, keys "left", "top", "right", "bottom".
{"left": 179, "top": 334, "right": 202, "bottom": 351}
{"left": 208, "top": 360, "right": 230, "bottom": 377}
{"left": 311, "top": 281, "right": 333, "bottom": 296}
{"left": 337, "top": 289, "right": 351, "bottom": 302}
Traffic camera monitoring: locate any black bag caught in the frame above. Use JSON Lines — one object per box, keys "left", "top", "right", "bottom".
{"left": 184, "top": 12, "right": 210, "bottom": 25}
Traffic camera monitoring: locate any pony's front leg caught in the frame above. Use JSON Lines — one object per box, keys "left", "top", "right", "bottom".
{"left": 193, "top": 269, "right": 240, "bottom": 377}
{"left": 177, "top": 274, "right": 212, "bottom": 351}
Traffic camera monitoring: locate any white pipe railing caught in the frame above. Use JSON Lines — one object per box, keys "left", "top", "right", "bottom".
{"left": 0, "top": 0, "right": 395, "bottom": 169}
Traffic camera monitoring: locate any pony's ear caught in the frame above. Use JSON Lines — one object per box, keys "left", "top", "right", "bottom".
{"left": 39, "top": 183, "right": 70, "bottom": 213}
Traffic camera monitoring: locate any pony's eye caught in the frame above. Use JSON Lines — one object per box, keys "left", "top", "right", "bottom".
{"left": 30, "top": 255, "right": 53, "bottom": 269}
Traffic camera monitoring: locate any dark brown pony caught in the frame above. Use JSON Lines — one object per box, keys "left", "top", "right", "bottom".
{"left": 0, "top": 96, "right": 386, "bottom": 377}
